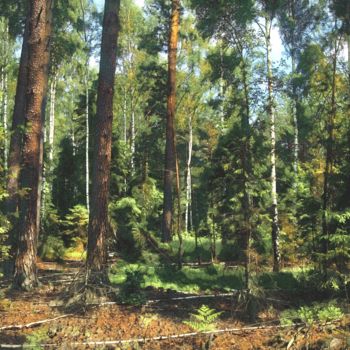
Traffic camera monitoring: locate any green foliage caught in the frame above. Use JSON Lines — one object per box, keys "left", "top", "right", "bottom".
{"left": 23, "top": 327, "right": 48, "bottom": 350}
{"left": 117, "top": 267, "right": 146, "bottom": 306}
{"left": 62, "top": 205, "right": 88, "bottom": 247}
{"left": 39, "top": 235, "right": 66, "bottom": 262}
{"left": 184, "top": 304, "right": 222, "bottom": 332}
{"left": 109, "top": 197, "right": 145, "bottom": 261}
{"left": 280, "top": 301, "right": 344, "bottom": 326}
{"left": 110, "top": 257, "right": 245, "bottom": 294}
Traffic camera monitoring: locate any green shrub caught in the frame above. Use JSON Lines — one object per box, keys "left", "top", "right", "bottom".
{"left": 280, "top": 301, "right": 344, "bottom": 326}
{"left": 317, "top": 305, "right": 344, "bottom": 322}
{"left": 39, "top": 235, "right": 66, "bottom": 261}
{"left": 184, "top": 305, "right": 222, "bottom": 331}
{"left": 62, "top": 205, "right": 88, "bottom": 247}
{"left": 118, "top": 267, "right": 146, "bottom": 306}
{"left": 109, "top": 197, "right": 145, "bottom": 261}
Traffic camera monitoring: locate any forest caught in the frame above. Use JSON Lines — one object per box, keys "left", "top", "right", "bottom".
{"left": 0, "top": 0, "right": 349, "bottom": 348}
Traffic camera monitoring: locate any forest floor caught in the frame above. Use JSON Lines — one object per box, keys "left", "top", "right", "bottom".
{"left": 0, "top": 260, "right": 349, "bottom": 349}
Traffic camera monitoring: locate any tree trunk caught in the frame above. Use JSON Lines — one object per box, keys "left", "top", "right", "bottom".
{"left": 162, "top": 0, "right": 180, "bottom": 242}
{"left": 13, "top": 0, "right": 53, "bottom": 290}
{"left": 6, "top": 18, "right": 29, "bottom": 215}
{"left": 130, "top": 100, "right": 135, "bottom": 176}
{"left": 291, "top": 54, "right": 299, "bottom": 181}
{"left": 265, "top": 17, "right": 281, "bottom": 273}
{"left": 241, "top": 60, "right": 252, "bottom": 289}
{"left": 321, "top": 37, "right": 338, "bottom": 259}
{"left": 86, "top": 0, "right": 120, "bottom": 281}
{"left": 48, "top": 74, "right": 57, "bottom": 168}
{"left": 85, "top": 71, "right": 90, "bottom": 215}
{"left": 185, "top": 114, "right": 193, "bottom": 233}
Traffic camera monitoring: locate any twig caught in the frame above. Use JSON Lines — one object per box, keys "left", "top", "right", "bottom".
{"left": 0, "top": 322, "right": 310, "bottom": 348}
{"left": 0, "top": 314, "right": 73, "bottom": 331}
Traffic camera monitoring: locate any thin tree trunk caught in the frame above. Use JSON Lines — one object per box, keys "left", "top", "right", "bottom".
{"left": 13, "top": 0, "right": 53, "bottom": 290}
{"left": 130, "top": 96, "right": 135, "bottom": 175}
{"left": 185, "top": 114, "right": 193, "bottom": 233}
{"left": 85, "top": 71, "right": 90, "bottom": 215}
{"left": 241, "top": 60, "right": 252, "bottom": 289}
{"left": 265, "top": 17, "right": 281, "bottom": 273}
{"left": 175, "top": 150, "right": 182, "bottom": 268}
{"left": 41, "top": 73, "right": 57, "bottom": 220}
{"left": 37, "top": 92, "right": 48, "bottom": 231}
{"left": 321, "top": 37, "right": 338, "bottom": 259}
{"left": 3, "top": 68, "right": 8, "bottom": 171}
{"left": 0, "top": 19, "right": 9, "bottom": 171}
{"left": 48, "top": 74, "right": 57, "bottom": 167}
{"left": 86, "top": 0, "right": 120, "bottom": 281}
{"left": 162, "top": 0, "right": 180, "bottom": 242}
{"left": 291, "top": 54, "right": 299, "bottom": 181}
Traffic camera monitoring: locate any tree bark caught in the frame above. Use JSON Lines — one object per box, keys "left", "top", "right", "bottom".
{"left": 13, "top": 0, "right": 53, "bottom": 290}
{"left": 162, "top": 0, "right": 180, "bottom": 242}
{"left": 265, "top": 16, "right": 281, "bottom": 273}
{"left": 86, "top": 0, "right": 120, "bottom": 281}
{"left": 241, "top": 60, "right": 252, "bottom": 289}
{"left": 6, "top": 19, "right": 29, "bottom": 216}
{"left": 321, "top": 36, "right": 338, "bottom": 259}
{"left": 85, "top": 71, "right": 90, "bottom": 215}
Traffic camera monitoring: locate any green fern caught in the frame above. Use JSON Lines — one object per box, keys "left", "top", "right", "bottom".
{"left": 184, "top": 304, "right": 222, "bottom": 331}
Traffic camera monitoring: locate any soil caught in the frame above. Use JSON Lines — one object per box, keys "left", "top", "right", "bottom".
{"left": 0, "top": 261, "right": 349, "bottom": 349}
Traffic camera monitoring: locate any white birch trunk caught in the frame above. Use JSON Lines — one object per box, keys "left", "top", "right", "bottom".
{"left": 185, "top": 114, "right": 193, "bottom": 233}
{"left": 291, "top": 55, "right": 298, "bottom": 180}
{"left": 48, "top": 74, "right": 57, "bottom": 167}
{"left": 265, "top": 17, "right": 281, "bottom": 272}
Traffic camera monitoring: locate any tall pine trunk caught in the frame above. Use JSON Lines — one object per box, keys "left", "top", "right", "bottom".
{"left": 265, "top": 17, "right": 281, "bottom": 272}
{"left": 13, "top": 0, "right": 53, "bottom": 290}
{"left": 162, "top": 0, "right": 180, "bottom": 242}
{"left": 86, "top": 0, "right": 120, "bottom": 281}
{"left": 6, "top": 19, "right": 29, "bottom": 216}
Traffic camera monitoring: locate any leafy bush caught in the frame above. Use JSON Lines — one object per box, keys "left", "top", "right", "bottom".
{"left": 118, "top": 267, "right": 146, "bottom": 306}
{"left": 39, "top": 235, "right": 66, "bottom": 261}
{"left": 109, "top": 197, "right": 145, "bottom": 261}
{"left": 184, "top": 305, "right": 222, "bottom": 331}
{"left": 317, "top": 304, "right": 344, "bottom": 322}
{"left": 280, "top": 301, "right": 344, "bottom": 326}
{"left": 62, "top": 205, "right": 88, "bottom": 247}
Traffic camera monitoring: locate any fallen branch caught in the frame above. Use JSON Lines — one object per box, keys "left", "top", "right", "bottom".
{"left": 0, "top": 318, "right": 345, "bottom": 348}
{"left": 0, "top": 322, "right": 307, "bottom": 348}
{"left": 0, "top": 314, "right": 73, "bottom": 331}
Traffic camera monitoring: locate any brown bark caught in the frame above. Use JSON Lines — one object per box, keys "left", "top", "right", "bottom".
{"left": 3, "top": 19, "right": 29, "bottom": 277}
{"left": 6, "top": 19, "right": 29, "bottom": 215}
{"left": 13, "top": 0, "right": 53, "bottom": 290}
{"left": 162, "top": 0, "right": 180, "bottom": 242}
{"left": 86, "top": 0, "right": 120, "bottom": 281}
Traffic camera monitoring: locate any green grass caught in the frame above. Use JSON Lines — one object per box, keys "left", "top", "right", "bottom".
{"left": 165, "top": 235, "right": 241, "bottom": 263}
{"left": 109, "top": 261, "right": 245, "bottom": 293}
